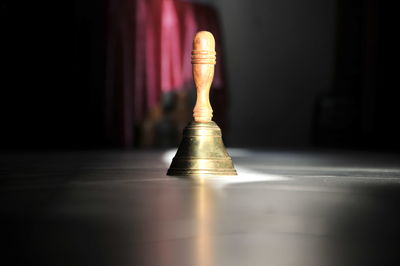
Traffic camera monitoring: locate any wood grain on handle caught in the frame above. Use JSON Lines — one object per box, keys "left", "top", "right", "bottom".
{"left": 191, "top": 31, "right": 216, "bottom": 123}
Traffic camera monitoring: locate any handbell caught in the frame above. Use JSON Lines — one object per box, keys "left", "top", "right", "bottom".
{"left": 167, "top": 31, "right": 237, "bottom": 176}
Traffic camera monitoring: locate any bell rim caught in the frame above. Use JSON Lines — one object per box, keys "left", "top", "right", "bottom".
{"left": 167, "top": 168, "right": 237, "bottom": 176}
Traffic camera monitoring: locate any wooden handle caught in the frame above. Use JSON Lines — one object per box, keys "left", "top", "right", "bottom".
{"left": 191, "top": 31, "right": 216, "bottom": 123}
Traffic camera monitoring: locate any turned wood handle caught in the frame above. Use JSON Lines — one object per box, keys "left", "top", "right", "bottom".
{"left": 191, "top": 31, "right": 216, "bottom": 123}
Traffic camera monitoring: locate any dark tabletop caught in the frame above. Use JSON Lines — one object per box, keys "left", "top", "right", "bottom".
{"left": 1, "top": 149, "right": 399, "bottom": 266}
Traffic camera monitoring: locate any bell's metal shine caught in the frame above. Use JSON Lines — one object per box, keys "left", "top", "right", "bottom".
{"left": 167, "top": 121, "right": 237, "bottom": 176}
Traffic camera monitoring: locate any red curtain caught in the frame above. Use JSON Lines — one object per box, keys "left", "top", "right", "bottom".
{"left": 105, "top": 0, "right": 226, "bottom": 147}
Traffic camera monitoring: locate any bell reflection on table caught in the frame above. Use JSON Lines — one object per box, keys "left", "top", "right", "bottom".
{"left": 195, "top": 178, "right": 215, "bottom": 266}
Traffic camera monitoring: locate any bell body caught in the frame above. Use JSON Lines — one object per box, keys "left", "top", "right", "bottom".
{"left": 167, "top": 121, "right": 237, "bottom": 176}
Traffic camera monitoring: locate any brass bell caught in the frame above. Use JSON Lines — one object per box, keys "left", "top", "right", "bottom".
{"left": 167, "top": 31, "right": 237, "bottom": 176}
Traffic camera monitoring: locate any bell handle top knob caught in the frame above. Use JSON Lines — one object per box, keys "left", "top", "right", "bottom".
{"left": 191, "top": 31, "right": 216, "bottom": 123}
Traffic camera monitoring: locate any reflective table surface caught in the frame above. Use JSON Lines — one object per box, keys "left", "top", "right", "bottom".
{"left": 1, "top": 149, "right": 400, "bottom": 266}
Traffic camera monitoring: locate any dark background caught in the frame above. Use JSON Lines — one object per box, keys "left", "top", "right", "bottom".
{"left": 1, "top": 3, "right": 399, "bottom": 266}
{"left": 1, "top": 0, "right": 394, "bottom": 151}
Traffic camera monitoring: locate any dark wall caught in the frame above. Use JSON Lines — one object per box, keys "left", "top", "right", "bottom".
{"left": 1, "top": 0, "right": 107, "bottom": 148}
{"left": 217, "top": 0, "right": 337, "bottom": 148}
{"left": 217, "top": 0, "right": 390, "bottom": 150}
{"left": 312, "top": 0, "right": 391, "bottom": 150}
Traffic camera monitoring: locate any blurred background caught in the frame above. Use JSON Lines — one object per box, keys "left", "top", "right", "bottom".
{"left": 1, "top": 0, "right": 393, "bottom": 151}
